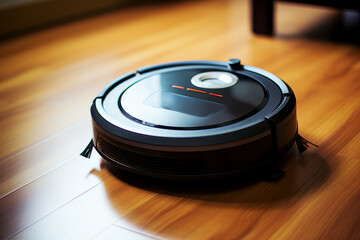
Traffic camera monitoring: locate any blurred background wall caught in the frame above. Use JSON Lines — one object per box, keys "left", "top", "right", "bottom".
{"left": 0, "top": 0, "right": 143, "bottom": 37}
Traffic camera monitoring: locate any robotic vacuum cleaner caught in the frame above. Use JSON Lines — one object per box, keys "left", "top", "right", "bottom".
{"left": 84, "top": 59, "right": 305, "bottom": 180}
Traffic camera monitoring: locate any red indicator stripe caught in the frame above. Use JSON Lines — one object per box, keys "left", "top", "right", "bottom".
{"left": 187, "top": 88, "right": 207, "bottom": 94}
{"left": 172, "top": 85, "right": 185, "bottom": 89}
{"left": 172, "top": 85, "right": 223, "bottom": 98}
{"left": 209, "top": 93, "right": 223, "bottom": 98}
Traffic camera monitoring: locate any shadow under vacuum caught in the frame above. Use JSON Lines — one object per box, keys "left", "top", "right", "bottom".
{"left": 100, "top": 146, "right": 330, "bottom": 205}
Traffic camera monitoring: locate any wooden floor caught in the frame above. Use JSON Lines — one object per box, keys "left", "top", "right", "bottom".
{"left": 1, "top": 0, "right": 360, "bottom": 239}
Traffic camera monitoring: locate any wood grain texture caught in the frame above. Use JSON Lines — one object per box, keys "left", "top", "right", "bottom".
{"left": 1, "top": 0, "right": 359, "bottom": 239}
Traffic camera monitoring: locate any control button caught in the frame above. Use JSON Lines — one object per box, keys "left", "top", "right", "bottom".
{"left": 191, "top": 71, "right": 238, "bottom": 89}
{"left": 228, "top": 58, "right": 242, "bottom": 70}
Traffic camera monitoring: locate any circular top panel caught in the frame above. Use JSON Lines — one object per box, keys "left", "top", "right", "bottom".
{"left": 119, "top": 68, "right": 267, "bottom": 129}
{"left": 92, "top": 60, "right": 293, "bottom": 148}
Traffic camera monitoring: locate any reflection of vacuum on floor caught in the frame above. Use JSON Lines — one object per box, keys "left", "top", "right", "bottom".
{"left": 81, "top": 58, "right": 317, "bottom": 181}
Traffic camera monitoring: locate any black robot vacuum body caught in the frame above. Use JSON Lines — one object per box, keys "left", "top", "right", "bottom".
{"left": 90, "top": 59, "right": 298, "bottom": 179}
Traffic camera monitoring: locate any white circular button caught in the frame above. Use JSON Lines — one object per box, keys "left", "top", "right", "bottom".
{"left": 191, "top": 71, "right": 238, "bottom": 89}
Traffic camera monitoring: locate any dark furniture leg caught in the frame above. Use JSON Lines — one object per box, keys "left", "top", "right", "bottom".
{"left": 252, "top": 0, "right": 274, "bottom": 35}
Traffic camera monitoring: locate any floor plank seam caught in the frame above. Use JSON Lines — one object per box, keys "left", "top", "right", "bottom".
{"left": 89, "top": 224, "right": 115, "bottom": 240}
{"left": 115, "top": 225, "right": 168, "bottom": 240}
